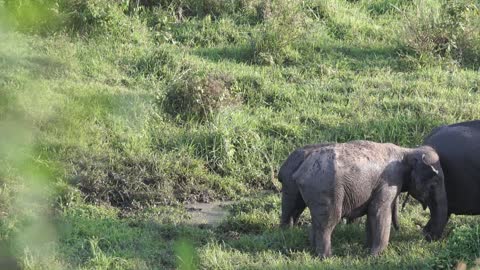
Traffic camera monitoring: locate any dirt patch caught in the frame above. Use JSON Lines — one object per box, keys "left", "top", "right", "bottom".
{"left": 185, "top": 201, "right": 233, "bottom": 226}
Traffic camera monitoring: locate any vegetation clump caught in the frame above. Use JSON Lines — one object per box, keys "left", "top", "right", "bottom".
{"left": 164, "top": 71, "right": 238, "bottom": 121}
{"left": 251, "top": 0, "right": 308, "bottom": 65}
{"left": 402, "top": 0, "right": 480, "bottom": 67}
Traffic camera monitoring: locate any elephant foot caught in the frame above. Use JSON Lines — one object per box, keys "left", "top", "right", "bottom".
{"left": 370, "top": 248, "right": 383, "bottom": 257}
{"left": 316, "top": 249, "right": 332, "bottom": 260}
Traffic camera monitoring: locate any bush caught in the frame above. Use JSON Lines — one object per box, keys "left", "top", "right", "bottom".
{"left": 163, "top": 71, "right": 238, "bottom": 121}
{"left": 251, "top": 0, "right": 307, "bottom": 65}
{"left": 402, "top": 0, "right": 480, "bottom": 67}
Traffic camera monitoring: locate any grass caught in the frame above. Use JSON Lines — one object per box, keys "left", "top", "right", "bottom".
{"left": 1, "top": 0, "right": 480, "bottom": 269}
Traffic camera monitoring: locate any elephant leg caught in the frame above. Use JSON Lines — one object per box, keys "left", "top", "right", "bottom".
{"left": 310, "top": 206, "right": 341, "bottom": 259}
{"left": 311, "top": 220, "right": 334, "bottom": 259}
{"left": 281, "top": 188, "right": 305, "bottom": 227}
{"left": 368, "top": 202, "right": 393, "bottom": 256}
{"left": 365, "top": 215, "right": 373, "bottom": 248}
{"left": 291, "top": 195, "right": 306, "bottom": 225}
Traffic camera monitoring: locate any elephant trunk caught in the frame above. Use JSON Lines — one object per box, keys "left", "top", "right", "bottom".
{"left": 424, "top": 182, "right": 448, "bottom": 241}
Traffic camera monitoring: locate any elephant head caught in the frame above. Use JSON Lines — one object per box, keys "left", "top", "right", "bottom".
{"left": 405, "top": 146, "right": 448, "bottom": 241}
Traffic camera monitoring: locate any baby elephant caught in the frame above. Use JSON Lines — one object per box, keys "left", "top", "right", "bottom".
{"left": 278, "top": 143, "right": 400, "bottom": 231}
{"left": 283, "top": 140, "right": 447, "bottom": 258}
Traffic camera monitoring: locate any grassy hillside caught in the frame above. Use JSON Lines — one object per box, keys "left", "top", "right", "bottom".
{"left": 1, "top": 0, "right": 480, "bottom": 269}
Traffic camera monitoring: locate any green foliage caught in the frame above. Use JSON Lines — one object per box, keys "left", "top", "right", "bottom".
{"left": 2, "top": 0, "right": 63, "bottom": 34}
{"left": 361, "top": 0, "right": 413, "bottom": 16}
{"left": 305, "top": 0, "right": 383, "bottom": 42}
{"left": 172, "top": 16, "right": 248, "bottom": 47}
{"left": 433, "top": 224, "right": 480, "bottom": 269}
{"left": 175, "top": 239, "right": 197, "bottom": 270}
{"left": 133, "top": 0, "right": 260, "bottom": 19}
{"left": 219, "top": 195, "right": 280, "bottom": 233}
{"left": 133, "top": 45, "right": 179, "bottom": 80}
{"left": 402, "top": 0, "right": 480, "bottom": 67}
{"left": 251, "top": 0, "right": 307, "bottom": 65}
{"left": 2, "top": 0, "right": 480, "bottom": 268}
{"left": 59, "top": 0, "right": 129, "bottom": 33}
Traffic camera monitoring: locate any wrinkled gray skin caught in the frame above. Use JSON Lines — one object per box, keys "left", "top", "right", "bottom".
{"left": 281, "top": 140, "right": 446, "bottom": 258}
{"left": 278, "top": 143, "right": 400, "bottom": 231}
{"left": 423, "top": 120, "right": 480, "bottom": 237}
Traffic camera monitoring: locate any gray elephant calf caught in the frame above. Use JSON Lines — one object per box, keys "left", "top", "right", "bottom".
{"left": 281, "top": 140, "right": 447, "bottom": 258}
{"left": 278, "top": 143, "right": 400, "bottom": 231}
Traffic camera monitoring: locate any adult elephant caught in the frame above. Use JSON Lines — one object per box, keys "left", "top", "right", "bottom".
{"left": 280, "top": 140, "right": 447, "bottom": 258}
{"left": 423, "top": 120, "right": 480, "bottom": 230}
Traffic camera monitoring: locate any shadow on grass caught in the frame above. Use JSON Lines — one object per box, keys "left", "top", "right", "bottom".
{"left": 192, "top": 42, "right": 414, "bottom": 74}
{"left": 207, "top": 219, "right": 435, "bottom": 269}
{"left": 56, "top": 208, "right": 217, "bottom": 270}
{"left": 192, "top": 45, "right": 253, "bottom": 64}
{"left": 0, "top": 53, "right": 69, "bottom": 79}
{"left": 312, "top": 44, "right": 412, "bottom": 72}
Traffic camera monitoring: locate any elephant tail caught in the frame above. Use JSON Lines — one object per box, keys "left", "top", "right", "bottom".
{"left": 393, "top": 197, "right": 400, "bottom": 231}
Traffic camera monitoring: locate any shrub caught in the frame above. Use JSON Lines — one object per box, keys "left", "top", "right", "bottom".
{"left": 402, "top": 0, "right": 480, "bottom": 67}
{"left": 250, "top": 0, "right": 307, "bottom": 65}
{"left": 163, "top": 71, "right": 238, "bottom": 121}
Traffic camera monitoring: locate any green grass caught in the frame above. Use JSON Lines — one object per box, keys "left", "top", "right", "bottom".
{"left": 1, "top": 0, "right": 480, "bottom": 269}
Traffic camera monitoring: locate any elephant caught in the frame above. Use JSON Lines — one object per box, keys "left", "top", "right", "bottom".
{"left": 423, "top": 120, "right": 480, "bottom": 235}
{"left": 278, "top": 143, "right": 400, "bottom": 231}
{"left": 280, "top": 140, "right": 447, "bottom": 258}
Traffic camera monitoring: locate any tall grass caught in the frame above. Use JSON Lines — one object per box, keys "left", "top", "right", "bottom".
{"left": 1, "top": 0, "right": 480, "bottom": 268}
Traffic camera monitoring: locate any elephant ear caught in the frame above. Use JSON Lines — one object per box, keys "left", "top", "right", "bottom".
{"left": 422, "top": 154, "right": 439, "bottom": 175}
